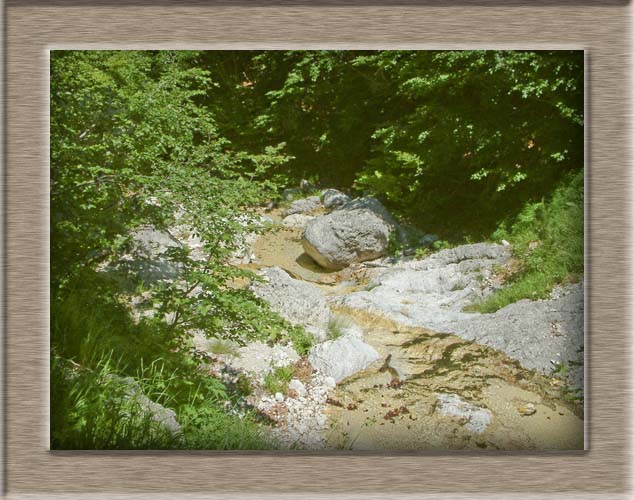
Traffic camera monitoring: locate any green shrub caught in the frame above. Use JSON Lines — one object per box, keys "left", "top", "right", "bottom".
{"left": 264, "top": 365, "right": 295, "bottom": 395}
{"left": 285, "top": 327, "right": 314, "bottom": 356}
{"left": 470, "top": 171, "right": 583, "bottom": 313}
{"left": 414, "top": 248, "right": 430, "bottom": 260}
{"left": 51, "top": 355, "right": 181, "bottom": 450}
{"left": 178, "top": 404, "right": 273, "bottom": 450}
{"left": 432, "top": 239, "right": 452, "bottom": 251}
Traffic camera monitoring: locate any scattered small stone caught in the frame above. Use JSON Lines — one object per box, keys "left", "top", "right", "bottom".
{"left": 383, "top": 406, "right": 410, "bottom": 420}
{"left": 517, "top": 403, "right": 537, "bottom": 416}
{"left": 388, "top": 378, "right": 405, "bottom": 389}
{"left": 326, "top": 397, "right": 344, "bottom": 408}
{"left": 323, "top": 376, "right": 337, "bottom": 388}
{"left": 275, "top": 392, "right": 285, "bottom": 402}
{"left": 436, "top": 393, "right": 492, "bottom": 434}
{"left": 347, "top": 402, "right": 358, "bottom": 410}
{"left": 260, "top": 402, "right": 288, "bottom": 425}
{"left": 288, "top": 379, "right": 307, "bottom": 397}
{"left": 255, "top": 370, "right": 337, "bottom": 449}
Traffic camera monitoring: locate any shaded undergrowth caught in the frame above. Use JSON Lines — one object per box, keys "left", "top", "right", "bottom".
{"left": 469, "top": 171, "right": 583, "bottom": 313}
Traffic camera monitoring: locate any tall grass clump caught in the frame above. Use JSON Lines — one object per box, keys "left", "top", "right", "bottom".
{"left": 50, "top": 355, "right": 182, "bottom": 449}
{"left": 51, "top": 276, "right": 274, "bottom": 450}
{"left": 470, "top": 171, "right": 583, "bottom": 313}
{"left": 327, "top": 314, "right": 356, "bottom": 340}
{"left": 263, "top": 365, "right": 295, "bottom": 395}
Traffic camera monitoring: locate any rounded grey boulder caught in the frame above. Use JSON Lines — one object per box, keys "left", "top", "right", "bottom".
{"left": 321, "top": 189, "right": 351, "bottom": 209}
{"left": 301, "top": 197, "right": 396, "bottom": 270}
{"left": 282, "top": 196, "right": 321, "bottom": 217}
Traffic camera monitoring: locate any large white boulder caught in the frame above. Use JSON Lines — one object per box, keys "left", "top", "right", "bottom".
{"left": 308, "top": 335, "right": 380, "bottom": 383}
{"left": 302, "top": 197, "right": 396, "bottom": 270}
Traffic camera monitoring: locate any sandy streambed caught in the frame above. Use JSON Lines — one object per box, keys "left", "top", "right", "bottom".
{"left": 246, "top": 208, "right": 583, "bottom": 450}
{"left": 322, "top": 308, "right": 582, "bottom": 450}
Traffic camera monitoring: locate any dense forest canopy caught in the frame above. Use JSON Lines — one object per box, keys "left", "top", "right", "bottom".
{"left": 50, "top": 50, "right": 583, "bottom": 449}
{"left": 200, "top": 50, "right": 583, "bottom": 235}
{"left": 52, "top": 49, "right": 583, "bottom": 286}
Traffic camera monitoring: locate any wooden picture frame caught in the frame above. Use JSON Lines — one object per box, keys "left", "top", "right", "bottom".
{"left": 4, "top": 1, "right": 631, "bottom": 497}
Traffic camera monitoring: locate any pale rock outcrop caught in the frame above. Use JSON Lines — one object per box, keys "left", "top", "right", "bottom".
{"left": 308, "top": 335, "right": 380, "bottom": 383}
{"left": 282, "top": 196, "right": 322, "bottom": 217}
{"left": 282, "top": 213, "right": 315, "bottom": 229}
{"left": 250, "top": 267, "right": 330, "bottom": 341}
{"left": 435, "top": 393, "right": 492, "bottom": 434}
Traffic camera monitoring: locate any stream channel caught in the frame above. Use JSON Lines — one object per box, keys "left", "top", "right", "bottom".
{"left": 241, "top": 208, "right": 583, "bottom": 451}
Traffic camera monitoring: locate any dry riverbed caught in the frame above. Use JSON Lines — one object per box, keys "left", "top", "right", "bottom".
{"left": 239, "top": 206, "right": 584, "bottom": 450}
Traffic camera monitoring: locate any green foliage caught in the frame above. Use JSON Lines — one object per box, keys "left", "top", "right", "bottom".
{"left": 432, "top": 240, "right": 452, "bottom": 251}
{"left": 414, "top": 248, "right": 430, "bottom": 260}
{"left": 51, "top": 49, "right": 583, "bottom": 448}
{"left": 231, "top": 50, "right": 583, "bottom": 237}
{"left": 51, "top": 49, "right": 291, "bottom": 326}
{"left": 285, "top": 326, "right": 314, "bottom": 356}
{"left": 356, "top": 51, "right": 582, "bottom": 236}
{"left": 51, "top": 355, "right": 181, "bottom": 450}
{"left": 264, "top": 365, "right": 295, "bottom": 395}
{"left": 470, "top": 171, "right": 583, "bottom": 312}
{"left": 553, "top": 362, "right": 569, "bottom": 377}
{"left": 178, "top": 405, "right": 273, "bottom": 450}
{"left": 50, "top": 50, "right": 298, "bottom": 449}
{"left": 50, "top": 279, "right": 273, "bottom": 449}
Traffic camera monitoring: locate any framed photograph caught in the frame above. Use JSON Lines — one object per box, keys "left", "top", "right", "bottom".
{"left": 4, "top": 1, "right": 632, "bottom": 498}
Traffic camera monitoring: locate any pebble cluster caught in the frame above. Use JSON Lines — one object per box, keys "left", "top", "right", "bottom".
{"left": 198, "top": 337, "right": 338, "bottom": 449}
{"left": 256, "top": 372, "right": 336, "bottom": 449}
